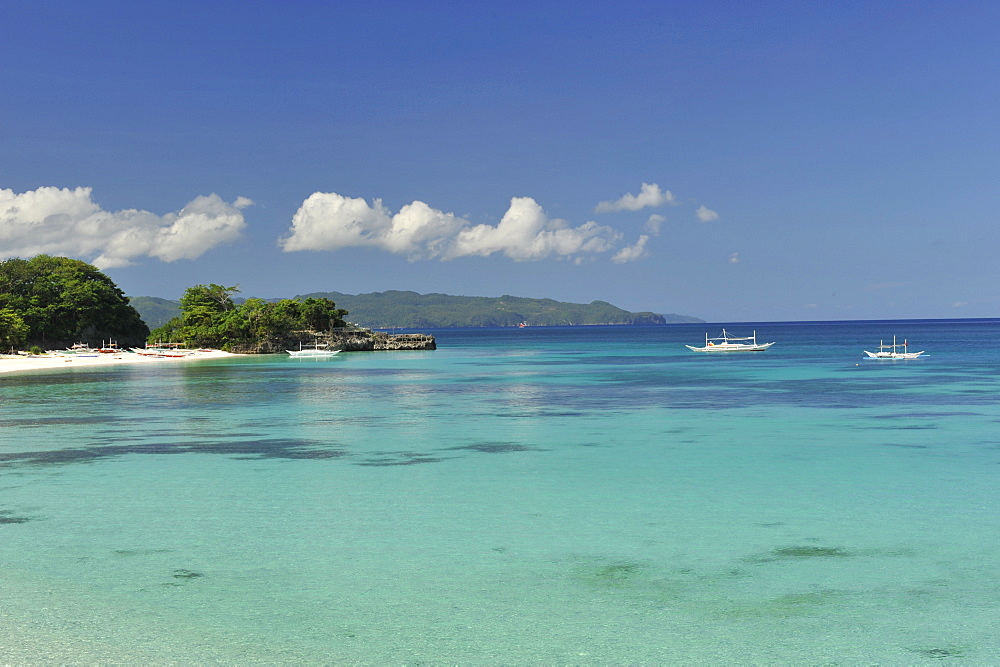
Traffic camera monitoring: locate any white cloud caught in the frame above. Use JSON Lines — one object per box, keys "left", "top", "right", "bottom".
{"left": 611, "top": 235, "right": 650, "bottom": 264}
{"left": 644, "top": 214, "right": 666, "bottom": 236}
{"left": 279, "top": 192, "right": 393, "bottom": 253}
{"left": 952, "top": 301, "right": 968, "bottom": 308}
{"left": 0, "top": 186, "right": 250, "bottom": 269}
{"left": 696, "top": 205, "right": 720, "bottom": 222}
{"left": 281, "top": 192, "right": 627, "bottom": 263}
{"left": 595, "top": 183, "right": 675, "bottom": 213}
{"left": 728, "top": 252, "right": 740, "bottom": 264}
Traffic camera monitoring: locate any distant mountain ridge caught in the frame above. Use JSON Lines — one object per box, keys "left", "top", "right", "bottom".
{"left": 128, "top": 296, "right": 183, "bottom": 330}
{"left": 129, "top": 291, "right": 703, "bottom": 330}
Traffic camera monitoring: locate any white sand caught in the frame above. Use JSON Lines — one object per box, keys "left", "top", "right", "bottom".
{"left": 0, "top": 349, "right": 241, "bottom": 375}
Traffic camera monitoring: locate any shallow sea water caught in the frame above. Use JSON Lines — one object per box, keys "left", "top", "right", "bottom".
{"left": 2, "top": 320, "right": 1000, "bottom": 663}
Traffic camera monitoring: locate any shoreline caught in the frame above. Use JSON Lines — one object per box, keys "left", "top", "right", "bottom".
{"left": 0, "top": 349, "right": 241, "bottom": 375}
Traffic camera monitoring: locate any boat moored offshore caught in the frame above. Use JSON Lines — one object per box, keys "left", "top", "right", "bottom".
{"left": 863, "top": 336, "right": 925, "bottom": 359}
{"left": 686, "top": 329, "right": 775, "bottom": 352}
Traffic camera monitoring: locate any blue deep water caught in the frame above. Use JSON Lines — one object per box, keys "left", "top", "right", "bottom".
{"left": 2, "top": 320, "right": 1000, "bottom": 662}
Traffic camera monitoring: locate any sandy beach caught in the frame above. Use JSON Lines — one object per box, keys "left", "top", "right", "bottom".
{"left": 0, "top": 349, "right": 241, "bottom": 375}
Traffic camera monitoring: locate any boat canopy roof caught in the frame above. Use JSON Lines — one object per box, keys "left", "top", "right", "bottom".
{"left": 708, "top": 329, "right": 757, "bottom": 341}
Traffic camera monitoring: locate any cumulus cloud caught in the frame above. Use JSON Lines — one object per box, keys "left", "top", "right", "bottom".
{"left": 0, "top": 186, "right": 250, "bottom": 269}
{"left": 611, "top": 235, "right": 650, "bottom": 264}
{"left": 644, "top": 214, "right": 666, "bottom": 236}
{"left": 696, "top": 205, "right": 720, "bottom": 222}
{"left": 280, "top": 192, "right": 638, "bottom": 262}
{"left": 594, "top": 183, "right": 675, "bottom": 213}
{"left": 728, "top": 252, "right": 740, "bottom": 264}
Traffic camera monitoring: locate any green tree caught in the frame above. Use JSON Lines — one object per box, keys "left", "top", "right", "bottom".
{"left": 171, "top": 284, "right": 240, "bottom": 347}
{"left": 234, "top": 298, "right": 298, "bottom": 349}
{"left": 298, "top": 297, "right": 348, "bottom": 331}
{"left": 160, "top": 286, "right": 351, "bottom": 352}
{"left": 0, "top": 308, "right": 29, "bottom": 350}
{"left": 179, "top": 284, "right": 239, "bottom": 325}
{"left": 0, "top": 255, "right": 149, "bottom": 348}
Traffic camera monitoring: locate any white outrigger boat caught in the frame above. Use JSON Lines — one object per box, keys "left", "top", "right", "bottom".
{"left": 132, "top": 342, "right": 195, "bottom": 358}
{"left": 686, "top": 329, "right": 774, "bottom": 352}
{"left": 863, "top": 336, "right": 925, "bottom": 360}
{"left": 287, "top": 342, "right": 341, "bottom": 358}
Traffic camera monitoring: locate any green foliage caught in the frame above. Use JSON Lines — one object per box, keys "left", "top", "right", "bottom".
{"left": 0, "top": 255, "right": 149, "bottom": 349}
{"left": 0, "top": 308, "right": 29, "bottom": 349}
{"left": 299, "top": 297, "right": 348, "bottom": 331}
{"left": 152, "top": 286, "right": 348, "bottom": 350}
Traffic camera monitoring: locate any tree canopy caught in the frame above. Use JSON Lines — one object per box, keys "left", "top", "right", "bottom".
{"left": 149, "top": 285, "right": 348, "bottom": 351}
{"left": 0, "top": 255, "right": 149, "bottom": 349}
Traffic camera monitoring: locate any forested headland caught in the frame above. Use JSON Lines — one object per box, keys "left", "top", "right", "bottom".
{"left": 0, "top": 255, "right": 149, "bottom": 350}
{"left": 148, "top": 284, "right": 349, "bottom": 353}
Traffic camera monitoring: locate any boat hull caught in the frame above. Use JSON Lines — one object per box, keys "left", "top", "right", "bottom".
{"left": 686, "top": 329, "right": 774, "bottom": 353}
{"left": 685, "top": 342, "right": 774, "bottom": 352}
{"left": 863, "top": 350, "right": 924, "bottom": 359}
{"left": 864, "top": 336, "right": 925, "bottom": 359}
{"left": 287, "top": 350, "right": 341, "bottom": 357}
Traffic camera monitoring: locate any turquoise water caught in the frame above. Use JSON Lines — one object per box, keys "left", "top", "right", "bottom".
{"left": 2, "top": 320, "right": 1000, "bottom": 662}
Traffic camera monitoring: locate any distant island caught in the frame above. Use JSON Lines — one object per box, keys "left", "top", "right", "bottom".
{"left": 130, "top": 291, "right": 703, "bottom": 330}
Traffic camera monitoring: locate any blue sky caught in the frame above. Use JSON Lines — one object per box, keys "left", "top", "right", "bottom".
{"left": 3, "top": 0, "right": 999, "bottom": 322}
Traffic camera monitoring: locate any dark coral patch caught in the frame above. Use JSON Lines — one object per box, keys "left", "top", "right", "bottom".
{"left": 503, "top": 411, "right": 586, "bottom": 418}
{"left": 773, "top": 546, "right": 853, "bottom": 558}
{"left": 873, "top": 411, "right": 980, "bottom": 419}
{"left": 594, "top": 561, "right": 645, "bottom": 584}
{"left": 355, "top": 454, "right": 446, "bottom": 466}
{"left": 574, "top": 559, "right": 652, "bottom": 591}
{"left": 446, "top": 442, "right": 543, "bottom": 453}
{"left": 185, "top": 439, "right": 348, "bottom": 460}
{"left": 172, "top": 569, "right": 203, "bottom": 579}
{"left": 0, "top": 415, "right": 130, "bottom": 427}
{"left": 744, "top": 545, "right": 855, "bottom": 563}
{"left": 0, "top": 438, "right": 348, "bottom": 467}
{"left": 911, "top": 646, "right": 966, "bottom": 659}
{"left": 114, "top": 548, "right": 173, "bottom": 557}
{"left": 0, "top": 510, "right": 32, "bottom": 524}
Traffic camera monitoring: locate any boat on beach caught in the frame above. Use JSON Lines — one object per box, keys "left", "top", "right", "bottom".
{"left": 686, "top": 329, "right": 775, "bottom": 352}
{"left": 132, "top": 342, "right": 196, "bottom": 358}
{"left": 863, "top": 336, "right": 925, "bottom": 359}
{"left": 52, "top": 342, "right": 99, "bottom": 356}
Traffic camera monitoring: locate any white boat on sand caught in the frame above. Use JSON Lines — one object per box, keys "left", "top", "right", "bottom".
{"left": 132, "top": 343, "right": 195, "bottom": 358}
{"left": 686, "top": 329, "right": 774, "bottom": 353}
{"left": 863, "top": 336, "right": 925, "bottom": 359}
{"left": 287, "top": 343, "right": 341, "bottom": 358}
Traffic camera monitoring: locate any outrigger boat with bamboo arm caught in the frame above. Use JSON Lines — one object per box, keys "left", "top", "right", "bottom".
{"left": 863, "top": 336, "right": 925, "bottom": 359}
{"left": 686, "top": 329, "right": 775, "bottom": 352}
{"left": 287, "top": 342, "right": 342, "bottom": 358}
